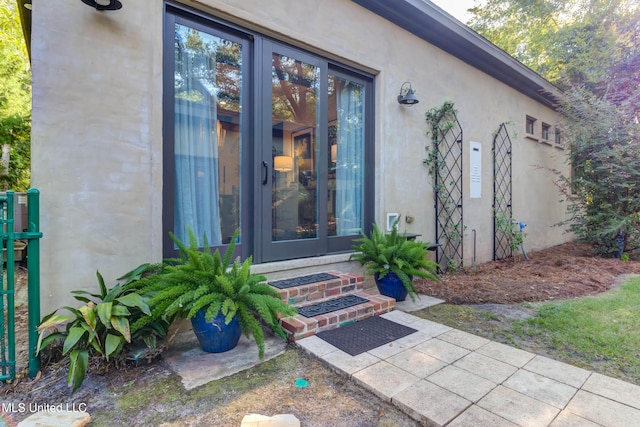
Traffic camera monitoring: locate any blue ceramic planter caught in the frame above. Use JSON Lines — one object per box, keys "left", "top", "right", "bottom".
{"left": 374, "top": 272, "right": 412, "bottom": 302}
{"left": 190, "top": 310, "right": 242, "bottom": 353}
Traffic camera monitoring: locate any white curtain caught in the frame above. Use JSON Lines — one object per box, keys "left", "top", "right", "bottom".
{"left": 336, "top": 80, "right": 364, "bottom": 235}
{"left": 174, "top": 28, "right": 222, "bottom": 246}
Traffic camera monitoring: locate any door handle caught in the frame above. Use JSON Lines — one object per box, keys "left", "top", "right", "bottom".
{"left": 262, "top": 161, "right": 269, "bottom": 185}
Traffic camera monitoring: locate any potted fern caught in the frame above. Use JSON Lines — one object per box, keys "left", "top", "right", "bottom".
{"left": 350, "top": 222, "right": 439, "bottom": 302}
{"left": 138, "top": 229, "right": 296, "bottom": 358}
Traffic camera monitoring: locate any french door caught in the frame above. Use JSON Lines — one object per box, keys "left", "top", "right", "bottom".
{"left": 257, "top": 43, "right": 326, "bottom": 261}
{"left": 164, "top": 5, "right": 373, "bottom": 263}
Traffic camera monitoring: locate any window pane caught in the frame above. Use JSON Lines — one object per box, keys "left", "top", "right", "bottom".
{"left": 526, "top": 116, "right": 536, "bottom": 135}
{"left": 328, "top": 75, "right": 365, "bottom": 236}
{"left": 173, "top": 24, "right": 242, "bottom": 246}
{"left": 271, "top": 53, "right": 319, "bottom": 241}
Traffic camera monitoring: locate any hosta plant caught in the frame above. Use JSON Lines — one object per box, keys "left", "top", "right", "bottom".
{"left": 36, "top": 271, "right": 151, "bottom": 392}
{"left": 117, "top": 262, "right": 173, "bottom": 354}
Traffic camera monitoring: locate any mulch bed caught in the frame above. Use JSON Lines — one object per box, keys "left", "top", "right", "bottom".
{"left": 415, "top": 242, "right": 640, "bottom": 304}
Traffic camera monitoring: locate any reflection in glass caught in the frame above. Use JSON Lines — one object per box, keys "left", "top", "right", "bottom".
{"left": 271, "top": 53, "right": 319, "bottom": 241}
{"left": 328, "top": 75, "right": 364, "bottom": 236}
{"left": 173, "top": 24, "right": 242, "bottom": 246}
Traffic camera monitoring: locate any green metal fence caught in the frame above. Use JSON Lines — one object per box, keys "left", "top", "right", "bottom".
{"left": 0, "top": 189, "right": 41, "bottom": 382}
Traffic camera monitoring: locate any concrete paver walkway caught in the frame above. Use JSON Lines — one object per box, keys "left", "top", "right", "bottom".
{"left": 297, "top": 307, "right": 640, "bottom": 426}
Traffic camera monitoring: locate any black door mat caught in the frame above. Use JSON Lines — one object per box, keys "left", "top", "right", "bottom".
{"left": 297, "top": 295, "right": 368, "bottom": 318}
{"left": 269, "top": 273, "right": 340, "bottom": 289}
{"left": 316, "top": 316, "right": 418, "bottom": 356}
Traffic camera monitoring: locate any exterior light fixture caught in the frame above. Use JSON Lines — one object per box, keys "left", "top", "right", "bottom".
{"left": 397, "top": 82, "right": 419, "bottom": 106}
{"left": 81, "top": 0, "right": 123, "bottom": 10}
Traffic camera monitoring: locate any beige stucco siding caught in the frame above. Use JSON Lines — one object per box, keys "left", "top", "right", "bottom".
{"left": 30, "top": 0, "right": 571, "bottom": 313}
{"left": 31, "top": 1, "right": 164, "bottom": 312}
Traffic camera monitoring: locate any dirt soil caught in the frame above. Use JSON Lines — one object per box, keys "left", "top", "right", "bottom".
{"left": 3, "top": 242, "right": 640, "bottom": 426}
{"left": 3, "top": 270, "right": 419, "bottom": 426}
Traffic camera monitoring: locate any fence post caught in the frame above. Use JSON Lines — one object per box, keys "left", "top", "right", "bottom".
{"left": 26, "top": 189, "right": 41, "bottom": 379}
{"left": 2, "top": 191, "right": 16, "bottom": 381}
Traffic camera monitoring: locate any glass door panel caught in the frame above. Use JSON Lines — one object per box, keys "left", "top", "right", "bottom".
{"left": 327, "top": 75, "right": 365, "bottom": 237}
{"left": 172, "top": 22, "right": 243, "bottom": 247}
{"left": 271, "top": 53, "right": 320, "bottom": 242}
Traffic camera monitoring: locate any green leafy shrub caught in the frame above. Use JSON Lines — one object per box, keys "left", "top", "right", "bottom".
{"left": 495, "top": 210, "right": 525, "bottom": 259}
{"left": 553, "top": 84, "right": 640, "bottom": 257}
{"left": 118, "top": 263, "right": 174, "bottom": 358}
{"left": 36, "top": 271, "right": 151, "bottom": 392}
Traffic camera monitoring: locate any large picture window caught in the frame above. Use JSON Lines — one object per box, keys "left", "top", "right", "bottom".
{"left": 164, "top": 4, "right": 374, "bottom": 262}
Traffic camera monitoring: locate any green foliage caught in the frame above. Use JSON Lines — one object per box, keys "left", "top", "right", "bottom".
{"left": 554, "top": 84, "right": 640, "bottom": 256}
{"left": 117, "top": 262, "right": 173, "bottom": 353}
{"left": 36, "top": 271, "right": 151, "bottom": 392}
{"left": 423, "top": 100, "right": 458, "bottom": 179}
{"left": 0, "top": 1, "right": 31, "bottom": 190}
{"left": 0, "top": 113, "right": 30, "bottom": 190}
{"left": 494, "top": 209, "right": 524, "bottom": 258}
{"left": 424, "top": 101, "right": 464, "bottom": 272}
{"left": 415, "top": 278, "right": 640, "bottom": 383}
{"left": 469, "top": 0, "right": 639, "bottom": 90}
{"left": 0, "top": 0, "right": 30, "bottom": 116}
{"left": 518, "top": 276, "right": 640, "bottom": 378}
{"left": 470, "top": 1, "right": 640, "bottom": 257}
{"left": 350, "top": 221, "right": 439, "bottom": 302}
{"left": 138, "top": 228, "right": 297, "bottom": 359}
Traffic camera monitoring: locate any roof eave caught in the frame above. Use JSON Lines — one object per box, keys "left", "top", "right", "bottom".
{"left": 352, "top": 0, "right": 561, "bottom": 108}
{"left": 15, "top": 0, "right": 32, "bottom": 60}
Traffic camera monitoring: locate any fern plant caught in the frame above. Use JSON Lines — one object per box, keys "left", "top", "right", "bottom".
{"left": 350, "top": 222, "right": 439, "bottom": 301}
{"left": 138, "top": 228, "right": 297, "bottom": 358}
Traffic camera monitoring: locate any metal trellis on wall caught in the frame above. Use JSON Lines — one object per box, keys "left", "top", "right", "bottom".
{"left": 433, "top": 113, "right": 464, "bottom": 273}
{"left": 493, "top": 123, "right": 513, "bottom": 260}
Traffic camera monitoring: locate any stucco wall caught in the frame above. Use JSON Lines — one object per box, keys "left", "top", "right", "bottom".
{"left": 31, "top": 0, "right": 164, "bottom": 313}
{"left": 30, "top": 0, "right": 571, "bottom": 313}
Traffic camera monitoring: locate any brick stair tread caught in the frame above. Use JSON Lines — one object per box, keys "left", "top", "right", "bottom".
{"left": 269, "top": 271, "right": 398, "bottom": 340}
{"left": 271, "top": 271, "right": 365, "bottom": 307}
{"left": 280, "top": 290, "right": 396, "bottom": 341}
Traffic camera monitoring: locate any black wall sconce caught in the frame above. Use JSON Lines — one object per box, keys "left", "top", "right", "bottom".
{"left": 397, "top": 82, "right": 419, "bottom": 106}
{"left": 81, "top": 0, "right": 122, "bottom": 10}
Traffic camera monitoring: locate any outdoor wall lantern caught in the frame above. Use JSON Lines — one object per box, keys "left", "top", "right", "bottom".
{"left": 81, "top": 0, "right": 123, "bottom": 10}
{"left": 397, "top": 82, "right": 419, "bottom": 106}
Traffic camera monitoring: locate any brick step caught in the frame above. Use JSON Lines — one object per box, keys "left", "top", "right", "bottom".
{"left": 271, "top": 271, "right": 365, "bottom": 307}
{"left": 268, "top": 272, "right": 396, "bottom": 341}
{"left": 280, "top": 290, "right": 396, "bottom": 341}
